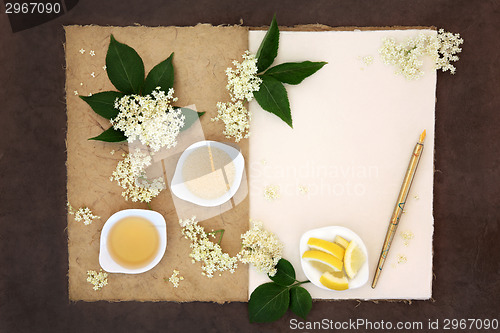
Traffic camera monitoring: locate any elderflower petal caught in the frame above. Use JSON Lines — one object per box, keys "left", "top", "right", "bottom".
{"left": 264, "top": 185, "right": 280, "bottom": 201}
{"left": 68, "top": 203, "right": 99, "bottom": 225}
{"left": 86, "top": 269, "right": 108, "bottom": 290}
{"left": 167, "top": 269, "right": 184, "bottom": 288}
{"left": 73, "top": 207, "right": 100, "bottom": 225}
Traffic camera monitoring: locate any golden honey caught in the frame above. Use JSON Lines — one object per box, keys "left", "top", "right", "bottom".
{"left": 107, "top": 216, "right": 159, "bottom": 269}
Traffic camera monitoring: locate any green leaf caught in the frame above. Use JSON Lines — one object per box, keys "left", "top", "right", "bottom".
{"left": 79, "top": 91, "right": 124, "bottom": 120}
{"left": 106, "top": 34, "right": 145, "bottom": 94}
{"left": 253, "top": 75, "right": 292, "bottom": 128}
{"left": 248, "top": 283, "right": 290, "bottom": 323}
{"left": 289, "top": 286, "right": 312, "bottom": 320}
{"left": 263, "top": 61, "right": 327, "bottom": 85}
{"left": 176, "top": 107, "right": 205, "bottom": 131}
{"left": 143, "top": 53, "right": 174, "bottom": 95}
{"left": 256, "top": 15, "right": 279, "bottom": 73}
{"left": 89, "top": 126, "right": 127, "bottom": 142}
{"left": 269, "top": 259, "right": 296, "bottom": 286}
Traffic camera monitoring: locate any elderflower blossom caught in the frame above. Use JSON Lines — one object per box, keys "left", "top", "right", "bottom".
{"left": 87, "top": 269, "right": 108, "bottom": 290}
{"left": 237, "top": 220, "right": 283, "bottom": 277}
{"left": 74, "top": 207, "right": 100, "bottom": 225}
{"left": 110, "top": 150, "right": 165, "bottom": 203}
{"left": 435, "top": 29, "right": 464, "bottom": 73}
{"left": 379, "top": 29, "right": 463, "bottom": 80}
{"left": 264, "top": 185, "right": 280, "bottom": 201}
{"left": 179, "top": 216, "right": 238, "bottom": 278}
{"left": 167, "top": 269, "right": 184, "bottom": 288}
{"left": 213, "top": 51, "right": 261, "bottom": 142}
{"left": 67, "top": 202, "right": 100, "bottom": 225}
{"left": 400, "top": 230, "right": 415, "bottom": 247}
{"left": 212, "top": 100, "right": 251, "bottom": 142}
{"left": 225, "top": 51, "right": 262, "bottom": 102}
{"left": 362, "top": 55, "right": 374, "bottom": 66}
{"left": 397, "top": 254, "right": 408, "bottom": 264}
{"left": 112, "top": 88, "right": 185, "bottom": 152}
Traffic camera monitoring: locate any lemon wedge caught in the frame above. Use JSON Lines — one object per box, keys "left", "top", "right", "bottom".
{"left": 320, "top": 271, "right": 349, "bottom": 290}
{"left": 307, "top": 237, "right": 345, "bottom": 260}
{"left": 334, "top": 235, "right": 350, "bottom": 249}
{"left": 302, "top": 250, "right": 343, "bottom": 272}
{"left": 344, "top": 241, "right": 366, "bottom": 279}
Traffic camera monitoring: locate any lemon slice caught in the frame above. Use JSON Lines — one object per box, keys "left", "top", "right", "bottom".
{"left": 334, "top": 235, "right": 350, "bottom": 249}
{"left": 320, "top": 271, "right": 349, "bottom": 290}
{"left": 344, "top": 241, "right": 366, "bottom": 279}
{"left": 307, "top": 237, "right": 345, "bottom": 260}
{"left": 302, "top": 250, "right": 343, "bottom": 272}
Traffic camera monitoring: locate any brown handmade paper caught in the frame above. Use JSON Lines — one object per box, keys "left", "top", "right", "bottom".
{"left": 65, "top": 25, "right": 249, "bottom": 302}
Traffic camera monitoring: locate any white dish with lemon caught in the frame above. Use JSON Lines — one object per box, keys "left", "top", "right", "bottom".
{"left": 299, "top": 226, "right": 369, "bottom": 291}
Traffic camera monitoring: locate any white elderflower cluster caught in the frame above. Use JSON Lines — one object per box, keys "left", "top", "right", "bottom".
{"left": 213, "top": 51, "right": 261, "bottom": 142}
{"left": 74, "top": 207, "right": 100, "bottom": 225}
{"left": 400, "top": 230, "right": 415, "bottom": 247}
{"left": 110, "top": 150, "right": 165, "bottom": 203}
{"left": 397, "top": 254, "right": 408, "bottom": 264}
{"left": 226, "top": 51, "right": 262, "bottom": 102}
{"left": 379, "top": 29, "right": 463, "bottom": 80}
{"left": 435, "top": 29, "right": 464, "bottom": 73}
{"left": 179, "top": 216, "right": 238, "bottom": 278}
{"left": 67, "top": 203, "right": 100, "bottom": 225}
{"left": 237, "top": 220, "right": 283, "bottom": 277}
{"left": 264, "top": 185, "right": 280, "bottom": 201}
{"left": 112, "top": 88, "right": 185, "bottom": 152}
{"left": 362, "top": 55, "right": 374, "bottom": 66}
{"left": 212, "top": 100, "right": 251, "bottom": 142}
{"left": 167, "top": 269, "right": 184, "bottom": 288}
{"left": 87, "top": 269, "right": 108, "bottom": 291}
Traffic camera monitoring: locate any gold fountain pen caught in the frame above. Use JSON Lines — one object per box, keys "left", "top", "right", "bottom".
{"left": 371, "top": 130, "right": 426, "bottom": 288}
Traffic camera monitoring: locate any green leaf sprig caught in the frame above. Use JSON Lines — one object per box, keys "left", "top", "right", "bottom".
{"left": 248, "top": 258, "right": 312, "bottom": 323}
{"left": 80, "top": 35, "right": 203, "bottom": 142}
{"left": 253, "top": 15, "right": 327, "bottom": 128}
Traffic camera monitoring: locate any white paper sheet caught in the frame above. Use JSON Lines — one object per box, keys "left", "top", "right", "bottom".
{"left": 248, "top": 29, "right": 435, "bottom": 299}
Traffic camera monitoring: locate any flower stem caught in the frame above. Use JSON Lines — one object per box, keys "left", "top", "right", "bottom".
{"left": 207, "top": 229, "right": 225, "bottom": 245}
{"left": 292, "top": 280, "right": 310, "bottom": 287}
{"left": 147, "top": 202, "right": 152, "bottom": 210}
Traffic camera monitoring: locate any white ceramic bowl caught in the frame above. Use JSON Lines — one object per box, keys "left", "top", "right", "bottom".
{"left": 299, "top": 226, "right": 369, "bottom": 291}
{"left": 99, "top": 209, "right": 167, "bottom": 274}
{"left": 171, "top": 140, "right": 245, "bottom": 207}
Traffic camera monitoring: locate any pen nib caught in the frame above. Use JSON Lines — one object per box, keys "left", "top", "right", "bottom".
{"left": 419, "top": 130, "right": 426, "bottom": 143}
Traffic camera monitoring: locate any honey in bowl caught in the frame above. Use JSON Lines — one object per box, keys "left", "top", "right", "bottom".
{"left": 107, "top": 216, "right": 160, "bottom": 269}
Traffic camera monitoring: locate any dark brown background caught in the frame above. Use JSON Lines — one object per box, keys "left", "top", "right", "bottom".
{"left": 1, "top": 0, "right": 499, "bottom": 332}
